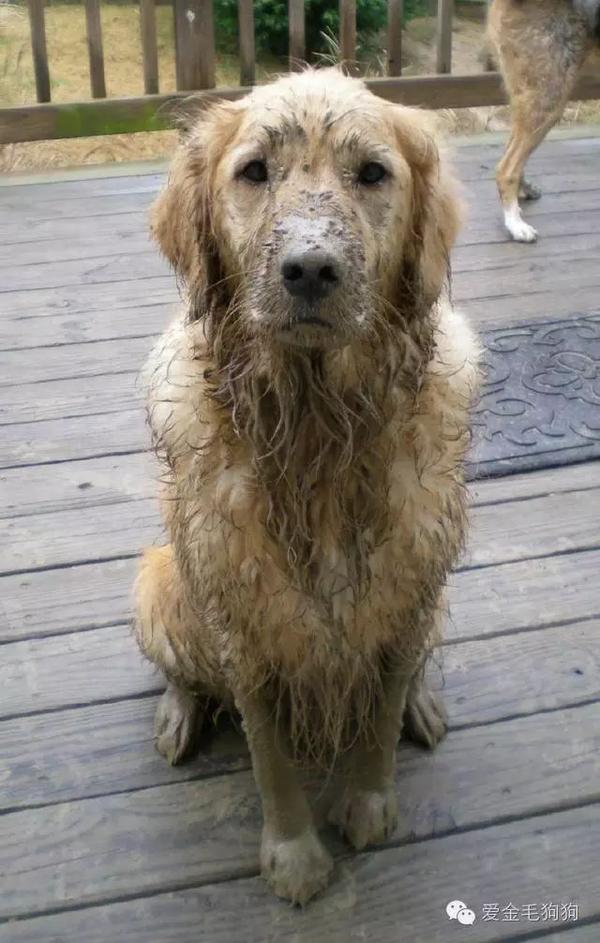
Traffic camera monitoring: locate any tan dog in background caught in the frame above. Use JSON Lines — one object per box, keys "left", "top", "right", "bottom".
{"left": 134, "top": 69, "right": 479, "bottom": 905}
{"left": 488, "top": 0, "right": 600, "bottom": 241}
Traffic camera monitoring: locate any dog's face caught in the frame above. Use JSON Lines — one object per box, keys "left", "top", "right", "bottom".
{"left": 153, "top": 70, "right": 460, "bottom": 350}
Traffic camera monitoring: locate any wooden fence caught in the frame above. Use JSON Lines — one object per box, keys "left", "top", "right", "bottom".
{"left": 1, "top": 0, "right": 600, "bottom": 144}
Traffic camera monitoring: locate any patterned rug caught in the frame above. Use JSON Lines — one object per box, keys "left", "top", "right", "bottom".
{"left": 468, "top": 316, "right": 600, "bottom": 478}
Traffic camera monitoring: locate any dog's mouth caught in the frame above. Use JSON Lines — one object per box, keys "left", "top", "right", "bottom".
{"left": 276, "top": 309, "right": 342, "bottom": 348}
{"left": 288, "top": 314, "right": 332, "bottom": 329}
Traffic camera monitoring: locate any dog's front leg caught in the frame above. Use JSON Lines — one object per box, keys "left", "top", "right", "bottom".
{"left": 328, "top": 663, "right": 411, "bottom": 851}
{"left": 236, "top": 686, "right": 334, "bottom": 905}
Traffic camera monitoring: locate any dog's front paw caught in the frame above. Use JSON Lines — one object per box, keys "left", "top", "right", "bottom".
{"left": 260, "top": 828, "right": 333, "bottom": 905}
{"left": 329, "top": 785, "right": 398, "bottom": 850}
{"left": 403, "top": 681, "right": 448, "bottom": 750}
{"left": 154, "top": 684, "right": 200, "bottom": 765}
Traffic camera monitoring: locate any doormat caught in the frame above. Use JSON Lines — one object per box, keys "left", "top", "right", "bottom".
{"left": 468, "top": 316, "right": 600, "bottom": 478}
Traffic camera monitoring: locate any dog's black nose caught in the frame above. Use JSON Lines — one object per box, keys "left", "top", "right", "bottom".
{"left": 281, "top": 249, "right": 341, "bottom": 301}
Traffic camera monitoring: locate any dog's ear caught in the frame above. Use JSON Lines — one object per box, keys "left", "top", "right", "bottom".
{"left": 393, "top": 108, "right": 462, "bottom": 308}
{"left": 150, "top": 101, "right": 242, "bottom": 313}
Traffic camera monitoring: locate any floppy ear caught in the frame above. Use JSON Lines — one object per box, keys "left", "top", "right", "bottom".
{"left": 393, "top": 108, "right": 462, "bottom": 308}
{"left": 150, "top": 101, "right": 241, "bottom": 314}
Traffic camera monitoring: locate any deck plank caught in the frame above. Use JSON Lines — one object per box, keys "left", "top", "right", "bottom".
{"left": 2, "top": 546, "right": 599, "bottom": 645}
{"left": 3, "top": 474, "right": 599, "bottom": 575}
{"left": 0, "top": 690, "right": 597, "bottom": 814}
{"left": 2, "top": 617, "right": 597, "bottom": 724}
{"left": 4, "top": 452, "right": 599, "bottom": 520}
{"left": 1, "top": 335, "right": 154, "bottom": 387}
{"left": 1, "top": 804, "right": 597, "bottom": 938}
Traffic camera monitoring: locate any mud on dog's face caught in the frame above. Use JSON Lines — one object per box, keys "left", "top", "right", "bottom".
{"left": 152, "top": 70, "right": 460, "bottom": 349}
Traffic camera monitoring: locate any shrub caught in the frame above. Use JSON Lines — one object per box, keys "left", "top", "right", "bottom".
{"left": 215, "top": 0, "right": 425, "bottom": 59}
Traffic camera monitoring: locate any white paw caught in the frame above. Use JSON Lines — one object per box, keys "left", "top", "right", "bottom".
{"left": 509, "top": 219, "right": 538, "bottom": 243}
{"left": 260, "top": 828, "right": 334, "bottom": 905}
{"left": 329, "top": 785, "right": 399, "bottom": 850}
{"left": 154, "top": 684, "right": 199, "bottom": 765}
{"left": 504, "top": 204, "right": 537, "bottom": 243}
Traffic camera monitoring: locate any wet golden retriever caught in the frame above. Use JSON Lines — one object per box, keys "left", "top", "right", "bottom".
{"left": 134, "top": 68, "right": 479, "bottom": 905}
{"left": 488, "top": 0, "right": 600, "bottom": 241}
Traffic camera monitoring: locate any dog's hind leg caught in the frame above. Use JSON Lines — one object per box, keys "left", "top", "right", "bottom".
{"left": 134, "top": 544, "right": 220, "bottom": 764}
{"left": 403, "top": 672, "right": 448, "bottom": 750}
{"left": 497, "top": 117, "right": 561, "bottom": 243}
{"left": 490, "top": 1, "right": 588, "bottom": 241}
{"left": 154, "top": 682, "right": 201, "bottom": 765}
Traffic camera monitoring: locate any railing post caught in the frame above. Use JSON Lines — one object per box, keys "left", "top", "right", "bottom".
{"left": 387, "top": 0, "right": 403, "bottom": 77}
{"left": 339, "top": 0, "right": 357, "bottom": 73}
{"left": 174, "top": 0, "right": 216, "bottom": 91}
{"left": 288, "top": 0, "right": 305, "bottom": 71}
{"left": 140, "top": 0, "right": 159, "bottom": 94}
{"left": 436, "top": 0, "right": 453, "bottom": 74}
{"left": 27, "top": 0, "right": 51, "bottom": 103}
{"left": 238, "top": 0, "right": 255, "bottom": 85}
{"left": 84, "top": 0, "right": 107, "bottom": 98}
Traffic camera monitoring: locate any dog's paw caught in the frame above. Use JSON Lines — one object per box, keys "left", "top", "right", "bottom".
{"left": 154, "top": 684, "right": 200, "bottom": 765}
{"left": 504, "top": 206, "right": 538, "bottom": 243}
{"left": 403, "top": 681, "right": 448, "bottom": 750}
{"left": 260, "top": 828, "right": 334, "bottom": 905}
{"left": 329, "top": 785, "right": 398, "bottom": 850}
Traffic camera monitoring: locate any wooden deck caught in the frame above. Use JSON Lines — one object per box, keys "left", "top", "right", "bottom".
{"left": 1, "top": 130, "right": 600, "bottom": 942}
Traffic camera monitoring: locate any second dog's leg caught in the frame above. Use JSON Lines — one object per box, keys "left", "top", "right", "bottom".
{"left": 236, "top": 687, "right": 333, "bottom": 905}
{"left": 493, "top": 12, "right": 587, "bottom": 242}
{"left": 497, "top": 120, "right": 559, "bottom": 243}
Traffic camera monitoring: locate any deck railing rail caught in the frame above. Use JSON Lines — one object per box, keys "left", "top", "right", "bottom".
{"left": 1, "top": 0, "right": 599, "bottom": 144}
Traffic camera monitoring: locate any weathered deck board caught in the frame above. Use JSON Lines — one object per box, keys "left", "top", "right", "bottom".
{"left": 2, "top": 545, "right": 599, "bottom": 646}
{"left": 0, "top": 410, "right": 147, "bottom": 470}
{"left": 1, "top": 373, "right": 140, "bottom": 424}
{"left": 0, "top": 305, "right": 167, "bottom": 352}
{"left": 1, "top": 691, "right": 597, "bottom": 815}
{"left": 2, "top": 616, "right": 597, "bottom": 726}
{"left": 2, "top": 500, "right": 160, "bottom": 574}
{"left": 1, "top": 335, "right": 154, "bottom": 387}
{"left": 1, "top": 452, "right": 155, "bottom": 518}
{"left": 2, "top": 804, "right": 597, "bottom": 941}
{"left": 0, "top": 707, "right": 598, "bottom": 921}
{"left": 4, "top": 470, "right": 599, "bottom": 574}
{"left": 4, "top": 451, "right": 599, "bottom": 521}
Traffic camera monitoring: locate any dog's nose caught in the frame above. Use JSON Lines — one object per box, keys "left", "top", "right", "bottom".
{"left": 281, "top": 249, "right": 341, "bottom": 301}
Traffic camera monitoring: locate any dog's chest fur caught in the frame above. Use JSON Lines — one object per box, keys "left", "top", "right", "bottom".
{"left": 145, "top": 305, "right": 477, "bottom": 685}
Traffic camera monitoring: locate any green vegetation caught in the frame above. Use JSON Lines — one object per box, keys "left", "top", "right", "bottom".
{"left": 215, "top": 0, "right": 426, "bottom": 58}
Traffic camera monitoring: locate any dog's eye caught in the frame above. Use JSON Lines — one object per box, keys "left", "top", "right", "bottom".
{"left": 240, "top": 160, "right": 268, "bottom": 183}
{"left": 357, "top": 162, "right": 388, "bottom": 185}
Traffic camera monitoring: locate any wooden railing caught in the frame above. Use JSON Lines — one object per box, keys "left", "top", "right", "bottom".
{"left": 1, "top": 0, "right": 600, "bottom": 145}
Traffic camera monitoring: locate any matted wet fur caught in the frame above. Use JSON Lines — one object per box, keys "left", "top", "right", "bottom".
{"left": 488, "top": 0, "right": 600, "bottom": 242}
{"left": 134, "top": 68, "right": 480, "bottom": 905}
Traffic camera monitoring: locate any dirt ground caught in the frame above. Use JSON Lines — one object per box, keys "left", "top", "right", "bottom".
{"left": 1, "top": 2, "right": 599, "bottom": 172}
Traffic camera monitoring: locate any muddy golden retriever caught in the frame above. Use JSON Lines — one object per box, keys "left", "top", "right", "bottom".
{"left": 488, "top": 0, "right": 600, "bottom": 241}
{"left": 134, "top": 68, "right": 479, "bottom": 905}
